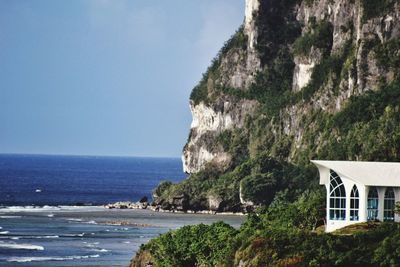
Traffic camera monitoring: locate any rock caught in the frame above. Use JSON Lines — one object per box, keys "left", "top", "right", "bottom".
{"left": 129, "top": 249, "right": 154, "bottom": 267}
{"left": 208, "top": 194, "right": 224, "bottom": 211}
{"left": 182, "top": 98, "right": 258, "bottom": 173}
{"left": 139, "top": 196, "right": 148, "bottom": 203}
{"left": 171, "top": 194, "right": 189, "bottom": 211}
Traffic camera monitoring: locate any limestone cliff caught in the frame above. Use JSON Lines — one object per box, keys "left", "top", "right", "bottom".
{"left": 154, "top": 0, "right": 400, "bottom": 212}
{"left": 183, "top": 0, "right": 400, "bottom": 174}
{"left": 182, "top": 0, "right": 261, "bottom": 173}
{"left": 132, "top": 1, "right": 400, "bottom": 265}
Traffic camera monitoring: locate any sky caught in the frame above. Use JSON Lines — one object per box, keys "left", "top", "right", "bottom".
{"left": 0, "top": 0, "right": 244, "bottom": 158}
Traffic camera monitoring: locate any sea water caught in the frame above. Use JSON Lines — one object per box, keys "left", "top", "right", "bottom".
{"left": 0, "top": 155, "right": 244, "bottom": 266}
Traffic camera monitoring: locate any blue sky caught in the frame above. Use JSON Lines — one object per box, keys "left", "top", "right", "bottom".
{"left": 0, "top": 0, "right": 244, "bottom": 157}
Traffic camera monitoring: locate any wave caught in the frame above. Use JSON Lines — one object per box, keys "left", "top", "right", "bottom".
{"left": 0, "top": 231, "right": 9, "bottom": 234}
{"left": 90, "top": 248, "right": 108, "bottom": 253}
{"left": 63, "top": 233, "right": 85, "bottom": 237}
{"left": 67, "top": 218, "right": 83, "bottom": 222}
{"left": 0, "top": 235, "right": 59, "bottom": 240}
{"left": 6, "top": 254, "right": 100, "bottom": 263}
{"left": 0, "top": 205, "right": 61, "bottom": 213}
{"left": 0, "top": 205, "right": 103, "bottom": 213}
{"left": 0, "top": 242, "right": 44, "bottom": 250}
{"left": 0, "top": 216, "right": 22, "bottom": 219}
{"left": 83, "top": 241, "right": 99, "bottom": 246}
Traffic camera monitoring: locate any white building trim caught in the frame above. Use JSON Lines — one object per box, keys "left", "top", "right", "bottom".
{"left": 311, "top": 160, "right": 400, "bottom": 232}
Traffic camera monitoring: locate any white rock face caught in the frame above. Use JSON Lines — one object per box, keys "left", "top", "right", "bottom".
{"left": 292, "top": 62, "right": 315, "bottom": 91}
{"left": 190, "top": 102, "right": 233, "bottom": 132}
{"left": 182, "top": 99, "right": 257, "bottom": 174}
{"left": 239, "top": 183, "right": 254, "bottom": 206}
{"left": 219, "top": 0, "right": 261, "bottom": 89}
{"left": 244, "top": 0, "right": 260, "bottom": 50}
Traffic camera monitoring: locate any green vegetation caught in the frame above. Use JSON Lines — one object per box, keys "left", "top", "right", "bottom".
{"left": 153, "top": 154, "right": 317, "bottom": 211}
{"left": 293, "top": 20, "right": 333, "bottom": 57}
{"left": 189, "top": 27, "right": 247, "bottom": 105}
{"left": 134, "top": 204, "right": 400, "bottom": 267}
{"left": 291, "top": 40, "right": 355, "bottom": 102}
{"left": 373, "top": 39, "right": 400, "bottom": 71}
{"left": 136, "top": 0, "right": 400, "bottom": 266}
{"left": 255, "top": 0, "right": 301, "bottom": 64}
{"left": 141, "top": 222, "right": 237, "bottom": 267}
{"left": 361, "top": 0, "right": 400, "bottom": 22}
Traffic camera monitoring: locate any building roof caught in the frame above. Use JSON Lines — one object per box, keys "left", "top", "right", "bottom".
{"left": 311, "top": 160, "right": 400, "bottom": 187}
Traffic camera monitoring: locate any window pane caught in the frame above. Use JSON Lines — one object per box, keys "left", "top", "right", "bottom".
{"left": 329, "top": 170, "right": 346, "bottom": 220}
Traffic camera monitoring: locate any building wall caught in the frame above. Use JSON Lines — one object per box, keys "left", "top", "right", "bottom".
{"left": 325, "top": 174, "right": 366, "bottom": 232}
{"left": 324, "top": 171, "right": 400, "bottom": 232}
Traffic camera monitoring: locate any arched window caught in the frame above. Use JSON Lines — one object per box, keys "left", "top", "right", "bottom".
{"left": 367, "top": 187, "right": 379, "bottom": 221}
{"left": 329, "top": 170, "right": 346, "bottom": 220}
{"left": 350, "top": 185, "right": 359, "bottom": 221}
{"left": 384, "top": 188, "right": 395, "bottom": 222}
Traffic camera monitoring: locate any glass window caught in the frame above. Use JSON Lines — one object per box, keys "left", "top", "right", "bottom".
{"left": 384, "top": 188, "right": 395, "bottom": 222}
{"left": 367, "top": 187, "right": 379, "bottom": 221}
{"left": 350, "top": 185, "right": 359, "bottom": 221}
{"left": 329, "top": 170, "right": 346, "bottom": 220}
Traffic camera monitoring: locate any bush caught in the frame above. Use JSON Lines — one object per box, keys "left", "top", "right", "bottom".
{"left": 361, "top": 0, "right": 400, "bottom": 22}
{"left": 240, "top": 173, "right": 279, "bottom": 205}
{"left": 189, "top": 27, "right": 247, "bottom": 105}
{"left": 293, "top": 20, "right": 333, "bottom": 57}
{"left": 152, "top": 181, "right": 173, "bottom": 198}
{"left": 145, "top": 222, "right": 237, "bottom": 267}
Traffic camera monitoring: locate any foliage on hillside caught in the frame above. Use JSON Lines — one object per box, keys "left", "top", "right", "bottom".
{"left": 138, "top": 0, "right": 400, "bottom": 265}
{"left": 157, "top": 0, "right": 400, "bottom": 211}
{"left": 361, "top": 0, "right": 400, "bottom": 22}
{"left": 136, "top": 222, "right": 237, "bottom": 267}
{"left": 153, "top": 153, "right": 318, "bottom": 211}
{"left": 132, "top": 202, "right": 400, "bottom": 267}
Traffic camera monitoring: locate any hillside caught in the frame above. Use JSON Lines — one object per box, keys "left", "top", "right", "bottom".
{"left": 132, "top": 0, "right": 400, "bottom": 266}
{"left": 152, "top": 0, "right": 400, "bottom": 213}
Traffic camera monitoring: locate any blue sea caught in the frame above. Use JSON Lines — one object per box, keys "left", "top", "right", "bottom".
{"left": 0, "top": 155, "right": 244, "bottom": 266}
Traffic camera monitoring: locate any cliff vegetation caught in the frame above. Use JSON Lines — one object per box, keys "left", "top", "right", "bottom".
{"left": 133, "top": 0, "right": 400, "bottom": 265}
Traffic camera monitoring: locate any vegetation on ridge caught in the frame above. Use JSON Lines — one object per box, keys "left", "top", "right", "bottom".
{"left": 133, "top": 0, "right": 400, "bottom": 266}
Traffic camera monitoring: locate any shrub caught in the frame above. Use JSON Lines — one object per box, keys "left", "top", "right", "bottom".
{"left": 145, "top": 222, "right": 237, "bottom": 267}
{"left": 361, "top": 0, "right": 400, "bottom": 22}
{"left": 293, "top": 20, "right": 333, "bottom": 57}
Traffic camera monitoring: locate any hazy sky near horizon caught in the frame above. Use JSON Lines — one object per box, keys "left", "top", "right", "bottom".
{"left": 0, "top": 0, "right": 244, "bottom": 157}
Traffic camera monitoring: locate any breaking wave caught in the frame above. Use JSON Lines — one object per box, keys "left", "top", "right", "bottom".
{"left": 6, "top": 254, "right": 100, "bottom": 262}
{"left": 0, "top": 242, "right": 44, "bottom": 250}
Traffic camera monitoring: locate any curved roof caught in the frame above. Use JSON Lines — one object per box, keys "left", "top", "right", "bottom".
{"left": 311, "top": 160, "right": 400, "bottom": 186}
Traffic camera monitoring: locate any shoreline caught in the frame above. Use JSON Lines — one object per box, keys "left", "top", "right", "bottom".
{"left": 103, "top": 201, "right": 246, "bottom": 216}
{"left": 0, "top": 203, "right": 246, "bottom": 216}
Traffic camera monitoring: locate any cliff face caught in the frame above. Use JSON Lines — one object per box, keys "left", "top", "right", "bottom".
{"left": 183, "top": 0, "right": 400, "bottom": 174}
{"left": 133, "top": 1, "right": 400, "bottom": 265}
{"left": 182, "top": 0, "right": 261, "bottom": 173}
{"left": 153, "top": 0, "right": 400, "bottom": 212}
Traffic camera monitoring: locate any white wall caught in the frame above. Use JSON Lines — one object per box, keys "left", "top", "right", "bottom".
{"left": 324, "top": 173, "right": 400, "bottom": 232}
{"left": 325, "top": 174, "right": 366, "bottom": 232}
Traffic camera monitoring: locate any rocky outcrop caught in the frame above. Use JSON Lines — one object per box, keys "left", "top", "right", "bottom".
{"left": 182, "top": 0, "right": 261, "bottom": 174}
{"left": 282, "top": 0, "right": 400, "bottom": 153}
{"left": 132, "top": 0, "right": 400, "bottom": 265}
{"left": 183, "top": 98, "right": 258, "bottom": 173}
{"left": 183, "top": 0, "right": 400, "bottom": 174}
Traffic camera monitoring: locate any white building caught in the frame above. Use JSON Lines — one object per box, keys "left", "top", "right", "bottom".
{"left": 311, "top": 160, "right": 400, "bottom": 232}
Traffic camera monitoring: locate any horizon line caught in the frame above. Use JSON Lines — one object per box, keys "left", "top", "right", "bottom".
{"left": 0, "top": 152, "right": 182, "bottom": 159}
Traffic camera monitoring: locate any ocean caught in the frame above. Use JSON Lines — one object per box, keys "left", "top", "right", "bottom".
{"left": 0, "top": 154, "right": 244, "bottom": 266}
